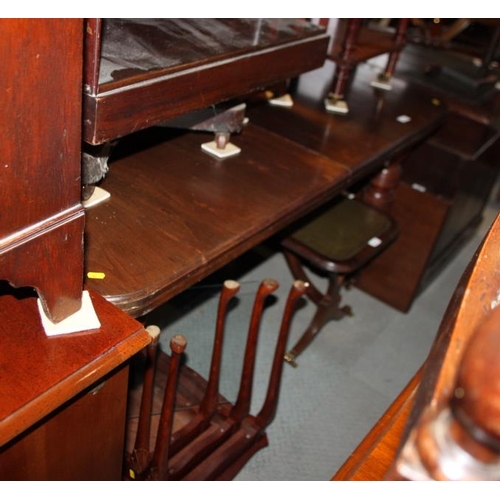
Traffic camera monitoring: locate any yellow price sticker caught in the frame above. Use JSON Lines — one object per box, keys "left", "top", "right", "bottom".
{"left": 87, "top": 271, "right": 106, "bottom": 279}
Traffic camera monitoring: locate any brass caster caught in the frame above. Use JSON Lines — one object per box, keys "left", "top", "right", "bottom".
{"left": 284, "top": 351, "right": 298, "bottom": 368}
{"left": 342, "top": 305, "right": 354, "bottom": 317}
{"left": 370, "top": 73, "right": 393, "bottom": 91}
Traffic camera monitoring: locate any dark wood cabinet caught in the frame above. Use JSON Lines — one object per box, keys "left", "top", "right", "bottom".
{"left": 0, "top": 288, "right": 150, "bottom": 480}
{"left": 0, "top": 19, "right": 153, "bottom": 480}
{"left": 0, "top": 19, "right": 85, "bottom": 323}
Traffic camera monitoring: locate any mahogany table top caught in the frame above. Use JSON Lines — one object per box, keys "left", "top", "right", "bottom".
{"left": 84, "top": 124, "right": 350, "bottom": 317}
{"left": 84, "top": 65, "right": 448, "bottom": 318}
{"left": 247, "top": 63, "right": 448, "bottom": 183}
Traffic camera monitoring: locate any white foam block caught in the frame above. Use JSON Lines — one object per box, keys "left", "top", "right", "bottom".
{"left": 38, "top": 291, "right": 101, "bottom": 336}
{"left": 82, "top": 186, "right": 111, "bottom": 208}
{"left": 269, "top": 93, "right": 294, "bottom": 107}
{"left": 201, "top": 141, "right": 241, "bottom": 159}
{"left": 370, "top": 77, "right": 393, "bottom": 91}
{"left": 324, "top": 97, "right": 348, "bottom": 114}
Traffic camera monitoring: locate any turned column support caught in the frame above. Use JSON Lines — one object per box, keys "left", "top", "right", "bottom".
{"left": 361, "top": 159, "right": 402, "bottom": 214}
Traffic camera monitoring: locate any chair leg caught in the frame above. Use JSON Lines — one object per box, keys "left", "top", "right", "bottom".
{"left": 167, "top": 279, "right": 278, "bottom": 480}
{"left": 149, "top": 335, "right": 187, "bottom": 481}
{"left": 230, "top": 279, "right": 279, "bottom": 423}
{"left": 169, "top": 280, "right": 240, "bottom": 456}
{"left": 257, "top": 280, "right": 309, "bottom": 427}
{"left": 284, "top": 272, "right": 352, "bottom": 368}
{"left": 284, "top": 248, "right": 352, "bottom": 365}
{"left": 183, "top": 280, "right": 308, "bottom": 481}
{"left": 126, "top": 325, "right": 161, "bottom": 480}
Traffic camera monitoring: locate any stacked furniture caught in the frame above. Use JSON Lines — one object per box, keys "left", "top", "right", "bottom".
{"left": 323, "top": 18, "right": 409, "bottom": 113}
{"left": 4, "top": 18, "right": 489, "bottom": 480}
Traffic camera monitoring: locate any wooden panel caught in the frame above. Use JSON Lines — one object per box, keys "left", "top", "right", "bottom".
{"left": 0, "top": 19, "right": 83, "bottom": 237}
{"left": 0, "top": 19, "right": 85, "bottom": 322}
{"left": 428, "top": 111, "right": 500, "bottom": 160}
{"left": 0, "top": 366, "right": 128, "bottom": 480}
{"left": 84, "top": 125, "right": 350, "bottom": 317}
{"left": 354, "top": 183, "right": 450, "bottom": 312}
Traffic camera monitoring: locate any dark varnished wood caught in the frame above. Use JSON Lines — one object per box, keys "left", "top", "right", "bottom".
{"left": 0, "top": 19, "right": 85, "bottom": 323}
{"left": 182, "top": 280, "right": 308, "bottom": 480}
{"left": 0, "top": 287, "right": 149, "bottom": 447}
{"left": 355, "top": 113, "right": 500, "bottom": 312}
{"left": 84, "top": 125, "right": 350, "bottom": 317}
{"left": 83, "top": 18, "right": 329, "bottom": 144}
{"left": 328, "top": 19, "right": 408, "bottom": 67}
{"left": 281, "top": 198, "right": 399, "bottom": 365}
{"left": 0, "top": 287, "right": 150, "bottom": 479}
{"left": 247, "top": 63, "right": 448, "bottom": 183}
{"left": 328, "top": 19, "right": 362, "bottom": 99}
{"left": 1, "top": 367, "right": 129, "bottom": 481}
{"left": 372, "top": 42, "right": 500, "bottom": 125}
{"left": 355, "top": 182, "right": 450, "bottom": 312}
{"left": 326, "top": 19, "right": 408, "bottom": 102}
{"left": 126, "top": 280, "right": 307, "bottom": 480}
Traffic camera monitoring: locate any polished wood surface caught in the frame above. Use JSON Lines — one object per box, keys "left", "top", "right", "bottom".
{"left": 326, "top": 19, "right": 408, "bottom": 103}
{"left": 0, "top": 366, "right": 129, "bottom": 480}
{"left": 84, "top": 125, "right": 350, "bottom": 317}
{"left": 0, "top": 286, "right": 149, "bottom": 449}
{"left": 247, "top": 64, "right": 448, "bottom": 183}
{"left": 371, "top": 42, "right": 500, "bottom": 125}
{"left": 355, "top": 113, "right": 500, "bottom": 312}
{"left": 83, "top": 18, "right": 329, "bottom": 144}
{"left": 0, "top": 19, "right": 85, "bottom": 323}
{"left": 84, "top": 64, "right": 448, "bottom": 318}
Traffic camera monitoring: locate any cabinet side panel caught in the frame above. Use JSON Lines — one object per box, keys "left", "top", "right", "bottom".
{"left": 0, "top": 19, "right": 83, "bottom": 238}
